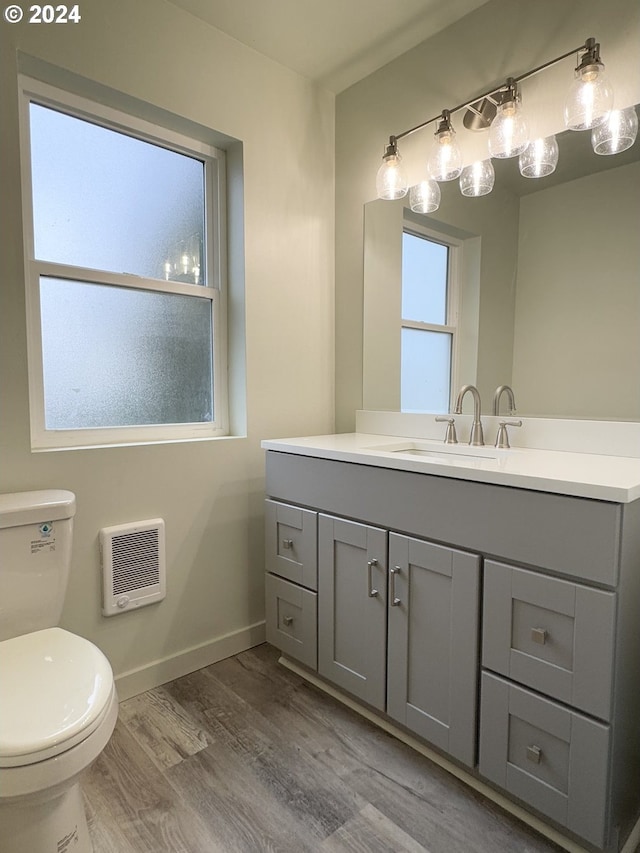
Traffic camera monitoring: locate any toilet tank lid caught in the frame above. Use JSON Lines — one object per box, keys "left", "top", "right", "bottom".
{"left": 0, "top": 490, "right": 76, "bottom": 529}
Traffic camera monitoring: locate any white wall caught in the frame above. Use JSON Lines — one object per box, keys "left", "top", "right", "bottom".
{"left": 335, "top": 0, "right": 640, "bottom": 431}
{"left": 0, "top": 0, "right": 335, "bottom": 695}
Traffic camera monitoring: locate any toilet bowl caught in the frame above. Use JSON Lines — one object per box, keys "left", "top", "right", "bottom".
{"left": 0, "top": 492, "right": 118, "bottom": 853}
{"left": 0, "top": 628, "right": 118, "bottom": 853}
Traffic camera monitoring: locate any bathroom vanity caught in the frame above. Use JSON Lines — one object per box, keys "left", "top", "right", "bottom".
{"left": 261, "top": 429, "right": 640, "bottom": 853}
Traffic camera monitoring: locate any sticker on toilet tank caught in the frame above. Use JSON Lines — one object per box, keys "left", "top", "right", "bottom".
{"left": 57, "top": 824, "right": 79, "bottom": 852}
{"left": 30, "top": 521, "right": 56, "bottom": 554}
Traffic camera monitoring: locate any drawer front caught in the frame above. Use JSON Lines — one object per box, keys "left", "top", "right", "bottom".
{"left": 479, "top": 672, "right": 610, "bottom": 848}
{"left": 265, "top": 499, "right": 317, "bottom": 589}
{"left": 482, "top": 561, "right": 615, "bottom": 720}
{"left": 265, "top": 573, "right": 317, "bottom": 670}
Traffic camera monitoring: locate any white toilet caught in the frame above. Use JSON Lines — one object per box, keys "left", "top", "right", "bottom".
{"left": 0, "top": 490, "right": 118, "bottom": 853}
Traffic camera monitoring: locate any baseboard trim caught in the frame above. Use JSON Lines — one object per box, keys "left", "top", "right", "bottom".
{"left": 115, "top": 621, "right": 266, "bottom": 700}
{"left": 279, "top": 655, "right": 602, "bottom": 853}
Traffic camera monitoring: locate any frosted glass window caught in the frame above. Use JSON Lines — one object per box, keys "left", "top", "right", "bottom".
{"left": 402, "top": 232, "right": 448, "bottom": 324}
{"left": 40, "top": 278, "right": 213, "bottom": 429}
{"left": 401, "top": 328, "right": 451, "bottom": 413}
{"left": 29, "top": 104, "right": 206, "bottom": 285}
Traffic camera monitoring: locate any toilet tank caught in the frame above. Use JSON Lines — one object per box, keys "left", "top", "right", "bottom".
{"left": 0, "top": 490, "right": 76, "bottom": 641}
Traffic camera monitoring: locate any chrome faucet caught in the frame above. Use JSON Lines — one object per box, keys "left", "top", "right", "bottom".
{"left": 454, "top": 384, "right": 484, "bottom": 446}
{"left": 493, "top": 384, "right": 517, "bottom": 416}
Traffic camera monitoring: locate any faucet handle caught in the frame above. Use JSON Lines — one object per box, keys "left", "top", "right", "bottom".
{"left": 495, "top": 419, "right": 522, "bottom": 449}
{"left": 435, "top": 416, "right": 458, "bottom": 444}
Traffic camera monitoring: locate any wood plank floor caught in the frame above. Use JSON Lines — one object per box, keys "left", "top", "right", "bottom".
{"left": 84, "top": 643, "right": 566, "bottom": 852}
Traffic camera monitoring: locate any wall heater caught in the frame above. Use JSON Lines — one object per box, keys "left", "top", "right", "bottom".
{"left": 100, "top": 518, "right": 166, "bottom": 616}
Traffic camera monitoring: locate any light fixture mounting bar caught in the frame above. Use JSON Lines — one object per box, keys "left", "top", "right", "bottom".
{"left": 388, "top": 38, "right": 594, "bottom": 144}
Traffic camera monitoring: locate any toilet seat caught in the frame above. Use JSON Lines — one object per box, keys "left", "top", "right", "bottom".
{"left": 0, "top": 627, "right": 114, "bottom": 768}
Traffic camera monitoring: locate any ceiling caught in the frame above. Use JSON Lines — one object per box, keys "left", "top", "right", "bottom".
{"left": 166, "top": 0, "right": 491, "bottom": 93}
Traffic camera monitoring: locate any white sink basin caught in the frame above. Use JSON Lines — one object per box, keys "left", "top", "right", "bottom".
{"left": 365, "top": 440, "right": 501, "bottom": 462}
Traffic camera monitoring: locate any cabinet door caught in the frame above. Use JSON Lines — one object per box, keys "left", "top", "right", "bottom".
{"left": 318, "top": 514, "right": 387, "bottom": 710}
{"left": 387, "top": 534, "right": 480, "bottom": 767}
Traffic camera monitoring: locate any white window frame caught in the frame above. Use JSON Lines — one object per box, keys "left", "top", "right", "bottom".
{"left": 18, "top": 76, "right": 228, "bottom": 450}
{"left": 401, "top": 220, "right": 461, "bottom": 412}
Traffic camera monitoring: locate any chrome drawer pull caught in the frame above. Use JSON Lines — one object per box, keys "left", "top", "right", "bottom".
{"left": 367, "top": 559, "right": 379, "bottom": 597}
{"left": 526, "top": 745, "right": 543, "bottom": 764}
{"left": 531, "top": 627, "right": 548, "bottom": 645}
{"left": 282, "top": 538, "right": 294, "bottom": 550}
{"left": 283, "top": 615, "right": 294, "bottom": 626}
{"left": 390, "top": 566, "right": 401, "bottom": 606}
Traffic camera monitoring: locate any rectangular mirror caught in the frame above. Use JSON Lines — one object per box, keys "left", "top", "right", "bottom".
{"left": 363, "top": 110, "right": 640, "bottom": 420}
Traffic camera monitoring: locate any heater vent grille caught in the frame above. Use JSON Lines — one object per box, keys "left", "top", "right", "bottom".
{"left": 100, "top": 519, "right": 166, "bottom": 616}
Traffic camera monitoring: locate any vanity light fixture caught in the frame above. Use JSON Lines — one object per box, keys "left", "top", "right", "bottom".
{"left": 459, "top": 158, "right": 495, "bottom": 197}
{"left": 409, "top": 179, "right": 441, "bottom": 213}
{"left": 487, "top": 79, "right": 529, "bottom": 159}
{"left": 427, "top": 110, "right": 463, "bottom": 181}
{"left": 375, "top": 36, "right": 632, "bottom": 206}
{"left": 591, "top": 106, "right": 639, "bottom": 155}
{"left": 564, "top": 37, "right": 613, "bottom": 131}
{"left": 519, "top": 135, "right": 559, "bottom": 178}
{"left": 375, "top": 136, "right": 409, "bottom": 199}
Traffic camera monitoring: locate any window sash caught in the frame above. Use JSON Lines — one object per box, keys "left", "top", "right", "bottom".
{"left": 400, "top": 223, "right": 461, "bottom": 412}
{"left": 18, "top": 76, "right": 228, "bottom": 448}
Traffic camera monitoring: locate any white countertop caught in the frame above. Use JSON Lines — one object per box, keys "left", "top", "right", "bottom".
{"left": 261, "top": 433, "right": 640, "bottom": 503}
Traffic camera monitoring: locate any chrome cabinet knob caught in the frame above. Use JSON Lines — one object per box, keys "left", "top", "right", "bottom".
{"left": 283, "top": 615, "right": 294, "bottom": 626}
{"left": 531, "top": 627, "right": 548, "bottom": 645}
{"left": 527, "top": 745, "right": 542, "bottom": 764}
{"left": 282, "top": 538, "right": 294, "bottom": 550}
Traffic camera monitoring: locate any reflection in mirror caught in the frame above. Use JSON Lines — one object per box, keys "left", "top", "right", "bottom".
{"left": 363, "top": 110, "right": 640, "bottom": 420}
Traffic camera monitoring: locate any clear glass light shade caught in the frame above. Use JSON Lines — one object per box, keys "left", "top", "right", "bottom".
{"left": 409, "top": 180, "right": 441, "bottom": 213}
{"left": 459, "top": 159, "right": 495, "bottom": 197}
{"left": 427, "top": 129, "right": 463, "bottom": 181}
{"left": 519, "top": 136, "right": 559, "bottom": 178}
{"left": 592, "top": 106, "right": 638, "bottom": 154}
{"left": 564, "top": 67, "right": 613, "bottom": 131}
{"left": 376, "top": 152, "right": 408, "bottom": 199}
{"left": 488, "top": 100, "right": 529, "bottom": 158}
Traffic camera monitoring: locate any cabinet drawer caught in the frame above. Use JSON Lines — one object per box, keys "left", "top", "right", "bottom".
{"left": 479, "top": 672, "right": 610, "bottom": 848}
{"left": 265, "top": 573, "right": 317, "bottom": 670}
{"left": 482, "top": 561, "right": 615, "bottom": 720}
{"left": 265, "top": 499, "right": 317, "bottom": 589}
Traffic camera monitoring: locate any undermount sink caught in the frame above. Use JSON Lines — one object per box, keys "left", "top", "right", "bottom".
{"left": 365, "top": 441, "right": 501, "bottom": 462}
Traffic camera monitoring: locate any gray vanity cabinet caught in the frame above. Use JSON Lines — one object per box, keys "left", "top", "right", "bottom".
{"left": 264, "top": 450, "right": 640, "bottom": 852}
{"left": 386, "top": 534, "right": 480, "bottom": 767}
{"left": 317, "top": 515, "right": 388, "bottom": 709}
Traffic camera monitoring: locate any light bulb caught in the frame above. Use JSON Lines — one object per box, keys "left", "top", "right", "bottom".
{"left": 376, "top": 139, "right": 408, "bottom": 199}
{"left": 459, "top": 159, "right": 495, "bottom": 197}
{"left": 427, "top": 113, "right": 462, "bottom": 181}
{"left": 519, "top": 136, "right": 559, "bottom": 178}
{"left": 488, "top": 98, "right": 529, "bottom": 158}
{"left": 163, "top": 261, "right": 172, "bottom": 280}
{"left": 564, "top": 40, "right": 613, "bottom": 130}
{"left": 592, "top": 106, "right": 638, "bottom": 155}
{"left": 409, "top": 180, "right": 441, "bottom": 213}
